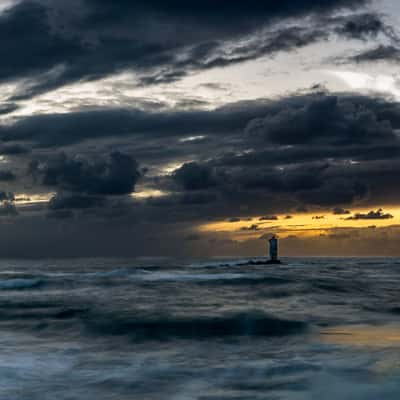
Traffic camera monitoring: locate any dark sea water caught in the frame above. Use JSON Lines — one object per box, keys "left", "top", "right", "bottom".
{"left": 0, "top": 257, "right": 400, "bottom": 399}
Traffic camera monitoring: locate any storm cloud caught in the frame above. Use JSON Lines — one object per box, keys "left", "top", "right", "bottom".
{"left": 0, "top": 0, "right": 377, "bottom": 100}
{"left": 245, "top": 94, "right": 395, "bottom": 146}
{"left": 3, "top": 92, "right": 400, "bottom": 151}
{"left": 350, "top": 45, "right": 400, "bottom": 63}
{"left": 29, "top": 152, "right": 141, "bottom": 196}
{"left": 14, "top": 91, "right": 400, "bottom": 217}
{"left": 346, "top": 208, "right": 394, "bottom": 220}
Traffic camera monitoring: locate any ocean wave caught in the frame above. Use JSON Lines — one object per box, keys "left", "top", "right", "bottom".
{"left": 188, "top": 260, "right": 243, "bottom": 268}
{"left": 310, "top": 279, "right": 369, "bottom": 294}
{"left": 189, "top": 258, "right": 277, "bottom": 269}
{"left": 0, "top": 278, "right": 43, "bottom": 290}
{"left": 197, "top": 276, "right": 293, "bottom": 286}
{"left": 136, "top": 271, "right": 292, "bottom": 285}
{"left": 0, "top": 307, "right": 87, "bottom": 322}
{"left": 84, "top": 311, "right": 307, "bottom": 340}
{"left": 82, "top": 268, "right": 131, "bottom": 278}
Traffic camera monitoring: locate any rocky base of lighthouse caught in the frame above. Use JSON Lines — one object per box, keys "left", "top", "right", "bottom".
{"left": 232, "top": 259, "right": 283, "bottom": 266}
{"left": 265, "top": 259, "right": 282, "bottom": 265}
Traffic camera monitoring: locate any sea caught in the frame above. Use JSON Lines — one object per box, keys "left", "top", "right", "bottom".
{"left": 0, "top": 257, "right": 399, "bottom": 399}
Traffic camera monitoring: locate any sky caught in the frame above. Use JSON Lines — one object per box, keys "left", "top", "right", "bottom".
{"left": 0, "top": 0, "right": 400, "bottom": 257}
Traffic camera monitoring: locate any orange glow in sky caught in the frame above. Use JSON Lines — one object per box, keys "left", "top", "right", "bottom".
{"left": 197, "top": 206, "right": 400, "bottom": 241}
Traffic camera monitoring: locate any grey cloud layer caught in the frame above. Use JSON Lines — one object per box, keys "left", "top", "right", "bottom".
{"left": 349, "top": 45, "right": 400, "bottom": 63}
{"left": 0, "top": 0, "right": 378, "bottom": 101}
{"left": 12, "top": 92, "right": 400, "bottom": 220}
{"left": 165, "top": 93, "right": 400, "bottom": 211}
{"left": 29, "top": 152, "right": 141, "bottom": 195}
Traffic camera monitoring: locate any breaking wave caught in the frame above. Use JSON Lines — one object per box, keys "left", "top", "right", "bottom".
{"left": 135, "top": 271, "right": 292, "bottom": 285}
{"left": 83, "top": 311, "right": 307, "bottom": 340}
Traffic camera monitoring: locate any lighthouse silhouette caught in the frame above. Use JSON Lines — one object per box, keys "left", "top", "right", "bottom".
{"left": 267, "top": 235, "right": 281, "bottom": 264}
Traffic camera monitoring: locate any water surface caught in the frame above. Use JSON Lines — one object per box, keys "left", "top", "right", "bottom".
{"left": 0, "top": 257, "right": 399, "bottom": 399}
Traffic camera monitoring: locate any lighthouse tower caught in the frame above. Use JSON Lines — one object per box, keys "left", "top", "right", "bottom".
{"left": 267, "top": 235, "right": 281, "bottom": 264}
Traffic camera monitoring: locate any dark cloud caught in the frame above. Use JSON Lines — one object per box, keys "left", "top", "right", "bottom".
{"left": 46, "top": 209, "right": 74, "bottom": 219}
{"left": 0, "top": 170, "right": 16, "bottom": 182}
{"left": 0, "top": 106, "right": 260, "bottom": 146}
{"left": 179, "top": 192, "right": 218, "bottom": 205}
{"left": 29, "top": 152, "right": 141, "bottom": 196}
{"left": 148, "top": 92, "right": 400, "bottom": 212}
{"left": 332, "top": 207, "right": 351, "bottom": 215}
{"left": 334, "top": 13, "right": 392, "bottom": 41}
{"left": 0, "top": 0, "right": 372, "bottom": 100}
{"left": 350, "top": 45, "right": 400, "bottom": 63}
{"left": 0, "top": 191, "right": 15, "bottom": 202}
{"left": 0, "top": 144, "right": 30, "bottom": 155}
{"left": 259, "top": 216, "right": 278, "bottom": 221}
{"left": 0, "top": 103, "right": 19, "bottom": 115}
{"left": 173, "top": 162, "right": 218, "bottom": 191}
{"left": 184, "top": 234, "right": 201, "bottom": 242}
{"left": 48, "top": 194, "right": 105, "bottom": 210}
{"left": 236, "top": 167, "right": 321, "bottom": 193}
{"left": 297, "top": 179, "right": 368, "bottom": 206}
{"left": 0, "top": 202, "right": 18, "bottom": 217}
{"left": 245, "top": 94, "right": 395, "bottom": 146}
{"left": 240, "top": 224, "right": 260, "bottom": 231}
{"left": 346, "top": 208, "right": 394, "bottom": 220}
{"left": 3, "top": 92, "right": 400, "bottom": 155}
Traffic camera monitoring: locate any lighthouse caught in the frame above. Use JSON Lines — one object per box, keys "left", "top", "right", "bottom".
{"left": 267, "top": 235, "right": 281, "bottom": 264}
